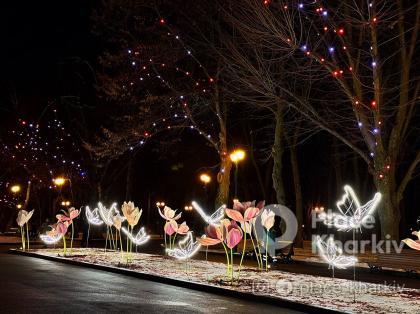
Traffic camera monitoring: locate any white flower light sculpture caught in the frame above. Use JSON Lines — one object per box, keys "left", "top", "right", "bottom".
{"left": 85, "top": 206, "right": 103, "bottom": 226}
{"left": 167, "top": 231, "right": 201, "bottom": 260}
{"left": 191, "top": 201, "right": 225, "bottom": 225}
{"left": 316, "top": 236, "right": 357, "bottom": 269}
{"left": 121, "top": 227, "right": 150, "bottom": 246}
{"left": 319, "top": 185, "right": 381, "bottom": 231}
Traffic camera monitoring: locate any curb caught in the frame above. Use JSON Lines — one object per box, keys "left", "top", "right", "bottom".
{"left": 9, "top": 249, "right": 343, "bottom": 314}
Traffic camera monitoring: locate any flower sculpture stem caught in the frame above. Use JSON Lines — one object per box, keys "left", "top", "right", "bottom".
{"left": 63, "top": 234, "right": 67, "bottom": 256}
{"left": 237, "top": 231, "right": 247, "bottom": 281}
{"left": 70, "top": 223, "right": 74, "bottom": 255}
{"left": 265, "top": 232, "right": 269, "bottom": 271}
{"left": 221, "top": 242, "right": 230, "bottom": 275}
{"left": 230, "top": 248, "right": 234, "bottom": 284}
{"left": 26, "top": 223, "right": 30, "bottom": 251}
{"left": 20, "top": 227, "right": 26, "bottom": 251}
{"left": 253, "top": 230, "right": 263, "bottom": 269}
{"left": 250, "top": 235, "right": 261, "bottom": 268}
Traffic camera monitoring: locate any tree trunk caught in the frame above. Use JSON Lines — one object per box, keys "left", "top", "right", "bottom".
{"left": 215, "top": 153, "right": 232, "bottom": 207}
{"left": 290, "top": 144, "right": 303, "bottom": 247}
{"left": 272, "top": 103, "right": 286, "bottom": 205}
{"left": 375, "top": 178, "right": 400, "bottom": 240}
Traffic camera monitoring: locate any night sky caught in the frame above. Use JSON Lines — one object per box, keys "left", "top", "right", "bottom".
{"left": 0, "top": 1, "right": 418, "bottom": 236}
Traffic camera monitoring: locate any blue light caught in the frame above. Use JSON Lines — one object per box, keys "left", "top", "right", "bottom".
{"left": 298, "top": 3, "right": 304, "bottom": 9}
{"left": 329, "top": 47, "right": 335, "bottom": 53}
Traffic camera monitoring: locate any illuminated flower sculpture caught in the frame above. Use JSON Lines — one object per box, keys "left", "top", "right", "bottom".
{"left": 121, "top": 201, "right": 142, "bottom": 227}
{"left": 158, "top": 205, "right": 182, "bottom": 251}
{"left": 226, "top": 200, "right": 265, "bottom": 276}
{"left": 40, "top": 221, "right": 70, "bottom": 255}
{"left": 16, "top": 209, "right": 34, "bottom": 251}
{"left": 56, "top": 207, "right": 80, "bottom": 255}
{"left": 261, "top": 208, "right": 275, "bottom": 271}
{"left": 402, "top": 231, "right": 420, "bottom": 251}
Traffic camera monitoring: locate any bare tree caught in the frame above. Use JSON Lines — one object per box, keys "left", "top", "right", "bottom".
{"left": 90, "top": 0, "right": 234, "bottom": 206}
{"left": 223, "top": 0, "right": 420, "bottom": 239}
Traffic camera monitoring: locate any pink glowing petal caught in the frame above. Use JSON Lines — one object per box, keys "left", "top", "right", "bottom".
{"left": 226, "top": 228, "right": 243, "bottom": 249}
{"left": 164, "top": 220, "right": 177, "bottom": 236}
{"left": 225, "top": 209, "right": 244, "bottom": 222}
{"left": 56, "top": 214, "right": 70, "bottom": 222}
{"left": 256, "top": 200, "right": 265, "bottom": 210}
{"left": 197, "top": 236, "right": 222, "bottom": 246}
{"left": 244, "top": 207, "right": 260, "bottom": 221}
{"left": 233, "top": 200, "right": 245, "bottom": 211}
{"left": 56, "top": 222, "right": 68, "bottom": 235}
{"left": 69, "top": 209, "right": 80, "bottom": 220}
{"left": 403, "top": 238, "right": 420, "bottom": 251}
{"left": 177, "top": 222, "right": 189, "bottom": 235}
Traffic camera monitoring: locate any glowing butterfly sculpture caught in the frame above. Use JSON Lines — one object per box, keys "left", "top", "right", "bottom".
{"left": 98, "top": 202, "right": 118, "bottom": 226}
{"left": 40, "top": 232, "right": 63, "bottom": 244}
{"left": 85, "top": 206, "right": 103, "bottom": 226}
{"left": 191, "top": 201, "right": 225, "bottom": 225}
{"left": 319, "top": 185, "right": 381, "bottom": 231}
{"left": 402, "top": 230, "right": 420, "bottom": 251}
{"left": 121, "top": 227, "right": 150, "bottom": 246}
{"left": 167, "top": 231, "right": 201, "bottom": 260}
{"left": 316, "top": 236, "right": 357, "bottom": 269}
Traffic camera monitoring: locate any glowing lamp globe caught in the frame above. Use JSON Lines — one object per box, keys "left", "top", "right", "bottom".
{"left": 199, "top": 173, "right": 211, "bottom": 184}
{"left": 10, "top": 185, "right": 21, "bottom": 193}
{"left": 53, "top": 177, "right": 66, "bottom": 186}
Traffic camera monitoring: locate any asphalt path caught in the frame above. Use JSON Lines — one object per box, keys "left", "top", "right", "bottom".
{"left": 0, "top": 253, "right": 304, "bottom": 313}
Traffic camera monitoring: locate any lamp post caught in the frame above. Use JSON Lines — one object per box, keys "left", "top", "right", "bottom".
{"left": 230, "top": 149, "right": 246, "bottom": 198}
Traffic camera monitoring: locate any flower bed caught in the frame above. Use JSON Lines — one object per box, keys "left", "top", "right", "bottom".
{"left": 21, "top": 248, "right": 420, "bottom": 314}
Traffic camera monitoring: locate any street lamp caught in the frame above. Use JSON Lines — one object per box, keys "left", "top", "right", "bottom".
{"left": 61, "top": 201, "right": 71, "bottom": 206}
{"left": 53, "top": 177, "right": 66, "bottom": 186}
{"left": 199, "top": 173, "right": 211, "bottom": 185}
{"left": 184, "top": 205, "right": 193, "bottom": 211}
{"left": 10, "top": 185, "right": 21, "bottom": 194}
{"left": 156, "top": 201, "right": 165, "bottom": 208}
{"left": 230, "top": 149, "right": 246, "bottom": 197}
{"left": 16, "top": 204, "right": 22, "bottom": 209}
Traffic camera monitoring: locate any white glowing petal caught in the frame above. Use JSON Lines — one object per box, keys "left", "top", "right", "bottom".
{"left": 320, "top": 185, "right": 381, "bottom": 231}
{"left": 166, "top": 231, "right": 201, "bottom": 260}
{"left": 40, "top": 233, "right": 63, "bottom": 244}
{"left": 191, "top": 201, "right": 225, "bottom": 225}
{"left": 316, "top": 236, "right": 357, "bottom": 269}
{"left": 121, "top": 227, "right": 150, "bottom": 246}
{"left": 85, "top": 206, "right": 103, "bottom": 226}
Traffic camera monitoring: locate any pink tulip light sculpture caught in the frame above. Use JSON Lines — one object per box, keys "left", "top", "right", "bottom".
{"left": 402, "top": 230, "right": 420, "bottom": 251}
{"left": 56, "top": 207, "right": 80, "bottom": 255}
{"left": 158, "top": 205, "right": 182, "bottom": 251}
{"left": 226, "top": 200, "right": 265, "bottom": 278}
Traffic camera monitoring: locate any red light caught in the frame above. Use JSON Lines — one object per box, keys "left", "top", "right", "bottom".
{"left": 338, "top": 28, "right": 344, "bottom": 35}
{"left": 209, "top": 78, "right": 214, "bottom": 82}
{"left": 324, "top": 27, "right": 328, "bottom": 31}
{"left": 160, "top": 18, "right": 165, "bottom": 24}
{"left": 349, "top": 67, "right": 353, "bottom": 71}
{"left": 371, "top": 100, "right": 377, "bottom": 107}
